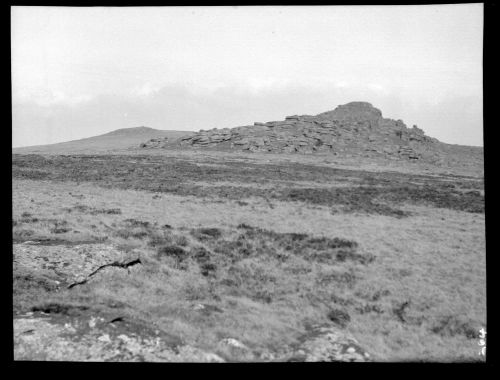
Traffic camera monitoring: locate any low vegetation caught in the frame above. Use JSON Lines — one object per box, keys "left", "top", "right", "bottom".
{"left": 13, "top": 154, "right": 483, "bottom": 215}
{"left": 12, "top": 152, "right": 485, "bottom": 361}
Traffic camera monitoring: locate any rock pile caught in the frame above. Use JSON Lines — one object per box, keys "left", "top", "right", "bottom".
{"left": 140, "top": 138, "right": 168, "bottom": 149}
{"left": 140, "top": 102, "right": 438, "bottom": 160}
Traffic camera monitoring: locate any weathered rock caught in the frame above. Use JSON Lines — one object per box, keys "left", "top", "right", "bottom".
{"left": 14, "top": 242, "right": 141, "bottom": 288}
{"left": 13, "top": 240, "right": 230, "bottom": 362}
{"left": 139, "top": 136, "right": 170, "bottom": 148}
{"left": 153, "top": 102, "right": 437, "bottom": 160}
{"left": 215, "top": 337, "right": 256, "bottom": 361}
{"left": 14, "top": 312, "right": 224, "bottom": 362}
{"left": 398, "top": 145, "right": 421, "bottom": 159}
{"left": 289, "top": 325, "right": 371, "bottom": 362}
{"left": 219, "top": 338, "right": 249, "bottom": 351}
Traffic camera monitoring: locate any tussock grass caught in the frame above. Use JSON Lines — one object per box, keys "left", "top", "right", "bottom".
{"left": 327, "top": 308, "right": 351, "bottom": 327}
{"left": 13, "top": 268, "right": 60, "bottom": 313}
{"left": 13, "top": 154, "right": 484, "bottom": 215}
{"left": 30, "top": 302, "right": 90, "bottom": 316}
{"left": 430, "top": 315, "right": 480, "bottom": 339}
{"left": 157, "top": 245, "right": 189, "bottom": 261}
{"left": 12, "top": 150, "right": 485, "bottom": 361}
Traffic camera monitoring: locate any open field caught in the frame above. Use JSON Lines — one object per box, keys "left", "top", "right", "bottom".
{"left": 12, "top": 152, "right": 485, "bottom": 361}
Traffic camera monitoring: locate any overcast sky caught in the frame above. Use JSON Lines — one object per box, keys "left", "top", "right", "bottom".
{"left": 11, "top": 5, "right": 483, "bottom": 147}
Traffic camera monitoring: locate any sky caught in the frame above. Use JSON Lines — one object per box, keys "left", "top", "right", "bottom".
{"left": 11, "top": 4, "right": 484, "bottom": 147}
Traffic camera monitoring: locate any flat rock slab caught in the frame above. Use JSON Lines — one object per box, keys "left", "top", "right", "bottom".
{"left": 14, "top": 312, "right": 224, "bottom": 362}
{"left": 13, "top": 242, "right": 140, "bottom": 287}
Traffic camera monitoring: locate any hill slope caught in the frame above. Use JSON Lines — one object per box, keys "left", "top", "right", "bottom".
{"left": 138, "top": 102, "right": 482, "bottom": 166}
{"left": 13, "top": 127, "right": 194, "bottom": 154}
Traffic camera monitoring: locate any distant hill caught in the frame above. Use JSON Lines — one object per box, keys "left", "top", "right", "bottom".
{"left": 12, "top": 127, "right": 194, "bottom": 154}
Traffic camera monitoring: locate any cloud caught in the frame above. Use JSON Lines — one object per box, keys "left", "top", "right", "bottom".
{"left": 12, "top": 5, "right": 482, "bottom": 147}
{"left": 13, "top": 88, "right": 93, "bottom": 107}
{"left": 12, "top": 83, "right": 483, "bottom": 148}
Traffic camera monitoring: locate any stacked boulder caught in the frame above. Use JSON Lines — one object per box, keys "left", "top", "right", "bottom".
{"left": 397, "top": 145, "right": 421, "bottom": 160}
{"left": 140, "top": 138, "right": 168, "bottom": 149}
{"left": 145, "top": 102, "right": 437, "bottom": 160}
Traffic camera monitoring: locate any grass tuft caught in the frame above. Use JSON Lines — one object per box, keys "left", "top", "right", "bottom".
{"left": 157, "top": 245, "right": 189, "bottom": 261}
{"left": 430, "top": 315, "right": 480, "bottom": 339}
{"left": 327, "top": 308, "right": 351, "bottom": 328}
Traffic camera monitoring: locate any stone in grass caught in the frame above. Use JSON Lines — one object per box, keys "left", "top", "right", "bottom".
{"left": 290, "top": 325, "right": 371, "bottom": 362}
{"left": 220, "top": 338, "right": 248, "bottom": 350}
{"left": 327, "top": 308, "right": 351, "bottom": 328}
{"left": 192, "top": 303, "right": 223, "bottom": 315}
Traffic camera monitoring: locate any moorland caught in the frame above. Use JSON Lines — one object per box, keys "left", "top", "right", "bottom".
{"left": 12, "top": 146, "right": 485, "bottom": 361}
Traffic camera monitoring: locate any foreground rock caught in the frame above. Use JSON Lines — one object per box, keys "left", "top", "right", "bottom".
{"left": 14, "top": 312, "right": 224, "bottom": 362}
{"left": 14, "top": 312, "right": 371, "bottom": 362}
{"left": 288, "top": 325, "right": 371, "bottom": 362}
{"left": 13, "top": 241, "right": 141, "bottom": 289}
{"left": 13, "top": 241, "right": 371, "bottom": 362}
{"left": 140, "top": 101, "right": 438, "bottom": 161}
{"left": 13, "top": 241, "right": 225, "bottom": 362}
